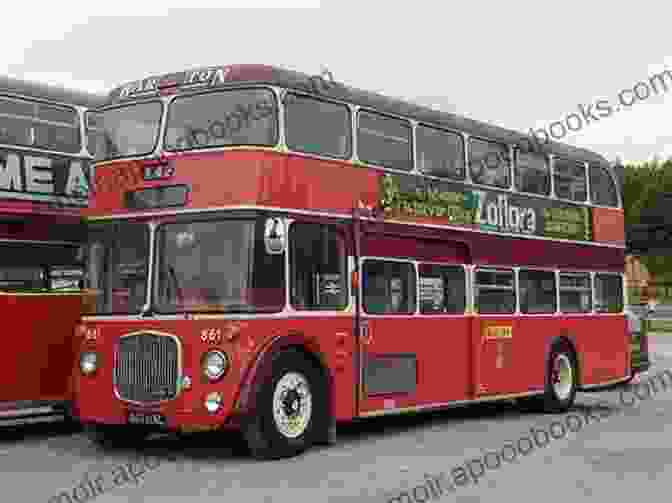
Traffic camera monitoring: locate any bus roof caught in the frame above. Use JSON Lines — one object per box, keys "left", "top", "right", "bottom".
{"left": 107, "top": 64, "right": 611, "bottom": 167}
{"left": 0, "top": 75, "right": 105, "bottom": 109}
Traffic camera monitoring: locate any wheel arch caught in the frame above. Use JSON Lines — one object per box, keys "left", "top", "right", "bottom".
{"left": 234, "top": 332, "right": 336, "bottom": 443}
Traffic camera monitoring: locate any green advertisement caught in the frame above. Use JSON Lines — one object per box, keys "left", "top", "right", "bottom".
{"left": 380, "top": 174, "right": 592, "bottom": 241}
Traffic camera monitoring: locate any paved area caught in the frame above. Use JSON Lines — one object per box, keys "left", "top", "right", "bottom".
{"left": 3, "top": 335, "right": 672, "bottom": 502}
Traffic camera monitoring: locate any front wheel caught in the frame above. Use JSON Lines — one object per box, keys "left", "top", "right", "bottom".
{"left": 243, "top": 349, "right": 328, "bottom": 460}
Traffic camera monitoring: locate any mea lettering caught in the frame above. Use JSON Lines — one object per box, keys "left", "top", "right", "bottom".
{"left": 0, "top": 151, "right": 89, "bottom": 198}
{"left": 175, "top": 100, "right": 274, "bottom": 149}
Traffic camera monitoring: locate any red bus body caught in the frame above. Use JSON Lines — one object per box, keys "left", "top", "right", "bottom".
{"left": 0, "top": 76, "right": 103, "bottom": 426}
{"left": 74, "top": 65, "right": 630, "bottom": 455}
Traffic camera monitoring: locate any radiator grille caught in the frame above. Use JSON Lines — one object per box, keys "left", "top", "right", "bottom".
{"left": 114, "top": 332, "right": 179, "bottom": 403}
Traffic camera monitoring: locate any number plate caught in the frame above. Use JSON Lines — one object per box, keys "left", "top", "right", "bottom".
{"left": 127, "top": 412, "right": 166, "bottom": 426}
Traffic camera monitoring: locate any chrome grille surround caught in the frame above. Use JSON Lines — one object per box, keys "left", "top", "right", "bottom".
{"left": 114, "top": 331, "right": 181, "bottom": 404}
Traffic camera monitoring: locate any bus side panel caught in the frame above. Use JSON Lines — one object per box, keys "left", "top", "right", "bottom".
{"left": 0, "top": 294, "right": 81, "bottom": 403}
{"left": 513, "top": 316, "right": 559, "bottom": 393}
{"left": 566, "top": 316, "right": 629, "bottom": 386}
{"left": 476, "top": 316, "right": 519, "bottom": 395}
{"left": 418, "top": 317, "right": 472, "bottom": 403}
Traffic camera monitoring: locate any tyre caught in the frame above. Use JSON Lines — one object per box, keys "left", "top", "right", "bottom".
{"left": 84, "top": 424, "right": 149, "bottom": 448}
{"left": 518, "top": 344, "right": 577, "bottom": 414}
{"left": 243, "top": 349, "right": 328, "bottom": 460}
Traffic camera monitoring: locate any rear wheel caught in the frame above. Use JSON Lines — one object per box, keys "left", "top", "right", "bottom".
{"left": 518, "top": 344, "right": 577, "bottom": 413}
{"left": 243, "top": 349, "right": 328, "bottom": 460}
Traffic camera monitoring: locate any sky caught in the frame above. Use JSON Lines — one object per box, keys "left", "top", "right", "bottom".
{"left": 3, "top": 0, "right": 672, "bottom": 164}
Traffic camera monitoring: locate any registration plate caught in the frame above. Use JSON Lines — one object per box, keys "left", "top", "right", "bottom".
{"left": 127, "top": 412, "right": 166, "bottom": 426}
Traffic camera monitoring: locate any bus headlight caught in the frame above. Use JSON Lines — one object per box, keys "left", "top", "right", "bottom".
{"left": 202, "top": 350, "right": 229, "bottom": 381}
{"left": 80, "top": 351, "right": 99, "bottom": 375}
{"left": 205, "top": 392, "right": 223, "bottom": 414}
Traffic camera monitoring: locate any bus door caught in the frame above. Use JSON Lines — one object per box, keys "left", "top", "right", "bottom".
{"left": 357, "top": 235, "right": 472, "bottom": 415}
{"left": 286, "top": 220, "right": 357, "bottom": 420}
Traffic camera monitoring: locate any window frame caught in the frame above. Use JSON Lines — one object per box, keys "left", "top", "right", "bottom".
{"left": 152, "top": 216, "right": 286, "bottom": 315}
{"left": 518, "top": 267, "right": 558, "bottom": 315}
{"left": 95, "top": 98, "right": 164, "bottom": 161}
{"left": 361, "top": 257, "right": 417, "bottom": 315}
{"left": 415, "top": 123, "right": 466, "bottom": 181}
{"left": 163, "top": 86, "right": 279, "bottom": 153}
{"left": 589, "top": 164, "right": 620, "bottom": 208}
{"left": 417, "top": 262, "right": 467, "bottom": 315}
{"left": 467, "top": 136, "right": 512, "bottom": 189}
{"left": 594, "top": 272, "right": 624, "bottom": 314}
{"left": 283, "top": 91, "right": 352, "bottom": 160}
{"left": 552, "top": 157, "right": 588, "bottom": 203}
{"left": 85, "top": 222, "right": 151, "bottom": 316}
{"left": 473, "top": 267, "right": 516, "bottom": 314}
{"left": 356, "top": 108, "right": 413, "bottom": 173}
{"left": 514, "top": 148, "right": 551, "bottom": 196}
{"left": 558, "top": 271, "right": 593, "bottom": 314}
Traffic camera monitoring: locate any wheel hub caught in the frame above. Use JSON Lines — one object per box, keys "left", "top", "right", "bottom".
{"left": 552, "top": 354, "right": 573, "bottom": 400}
{"left": 272, "top": 372, "right": 312, "bottom": 439}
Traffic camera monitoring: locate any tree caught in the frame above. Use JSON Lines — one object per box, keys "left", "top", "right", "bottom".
{"left": 623, "top": 158, "right": 672, "bottom": 281}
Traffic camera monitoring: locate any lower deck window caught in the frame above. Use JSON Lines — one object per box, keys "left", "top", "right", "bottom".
{"left": 595, "top": 274, "right": 623, "bottom": 313}
{"left": 519, "top": 269, "right": 556, "bottom": 314}
{"left": 559, "top": 272, "right": 592, "bottom": 313}
{"left": 0, "top": 267, "right": 45, "bottom": 290}
{"left": 475, "top": 269, "right": 515, "bottom": 314}
{"left": 418, "top": 264, "right": 465, "bottom": 314}
{"left": 363, "top": 260, "right": 416, "bottom": 315}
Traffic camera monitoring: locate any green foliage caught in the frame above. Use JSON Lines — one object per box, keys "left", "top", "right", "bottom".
{"left": 623, "top": 158, "right": 672, "bottom": 279}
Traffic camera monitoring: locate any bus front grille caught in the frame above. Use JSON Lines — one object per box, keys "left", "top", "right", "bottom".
{"left": 114, "top": 332, "right": 179, "bottom": 403}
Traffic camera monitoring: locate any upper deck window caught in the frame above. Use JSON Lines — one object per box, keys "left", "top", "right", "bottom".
{"left": 416, "top": 125, "right": 465, "bottom": 180}
{"left": 515, "top": 150, "right": 550, "bottom": 195}
{"left": 164, "top": 89, "right": 277, "bottom": 151}
{"left": 553, "top": 158, "right": 587, "bottom": 202}
{"left": 468, "top": 138, "right": 510, "bottom": 188}
{"left": 589, "top": 164, "right": 619, "bottom": 207}
{"left": 0, "top": 96, "right": 80, "bottom": 153}
{"left": 357, "top": 111, "right": 412, "bottom": 172}
{"left": 95, "top": 101, "right": 162, "bottom": 160}
{"left": 284, "top": 93, "right": 351, "bottom": 159}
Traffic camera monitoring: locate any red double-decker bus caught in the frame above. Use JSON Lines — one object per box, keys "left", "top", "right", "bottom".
{"left": 74, "top": 65, "right": 634, "bottom": 459}
{"left": 0, "top": 76, "right": 103, "bottom": 426}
